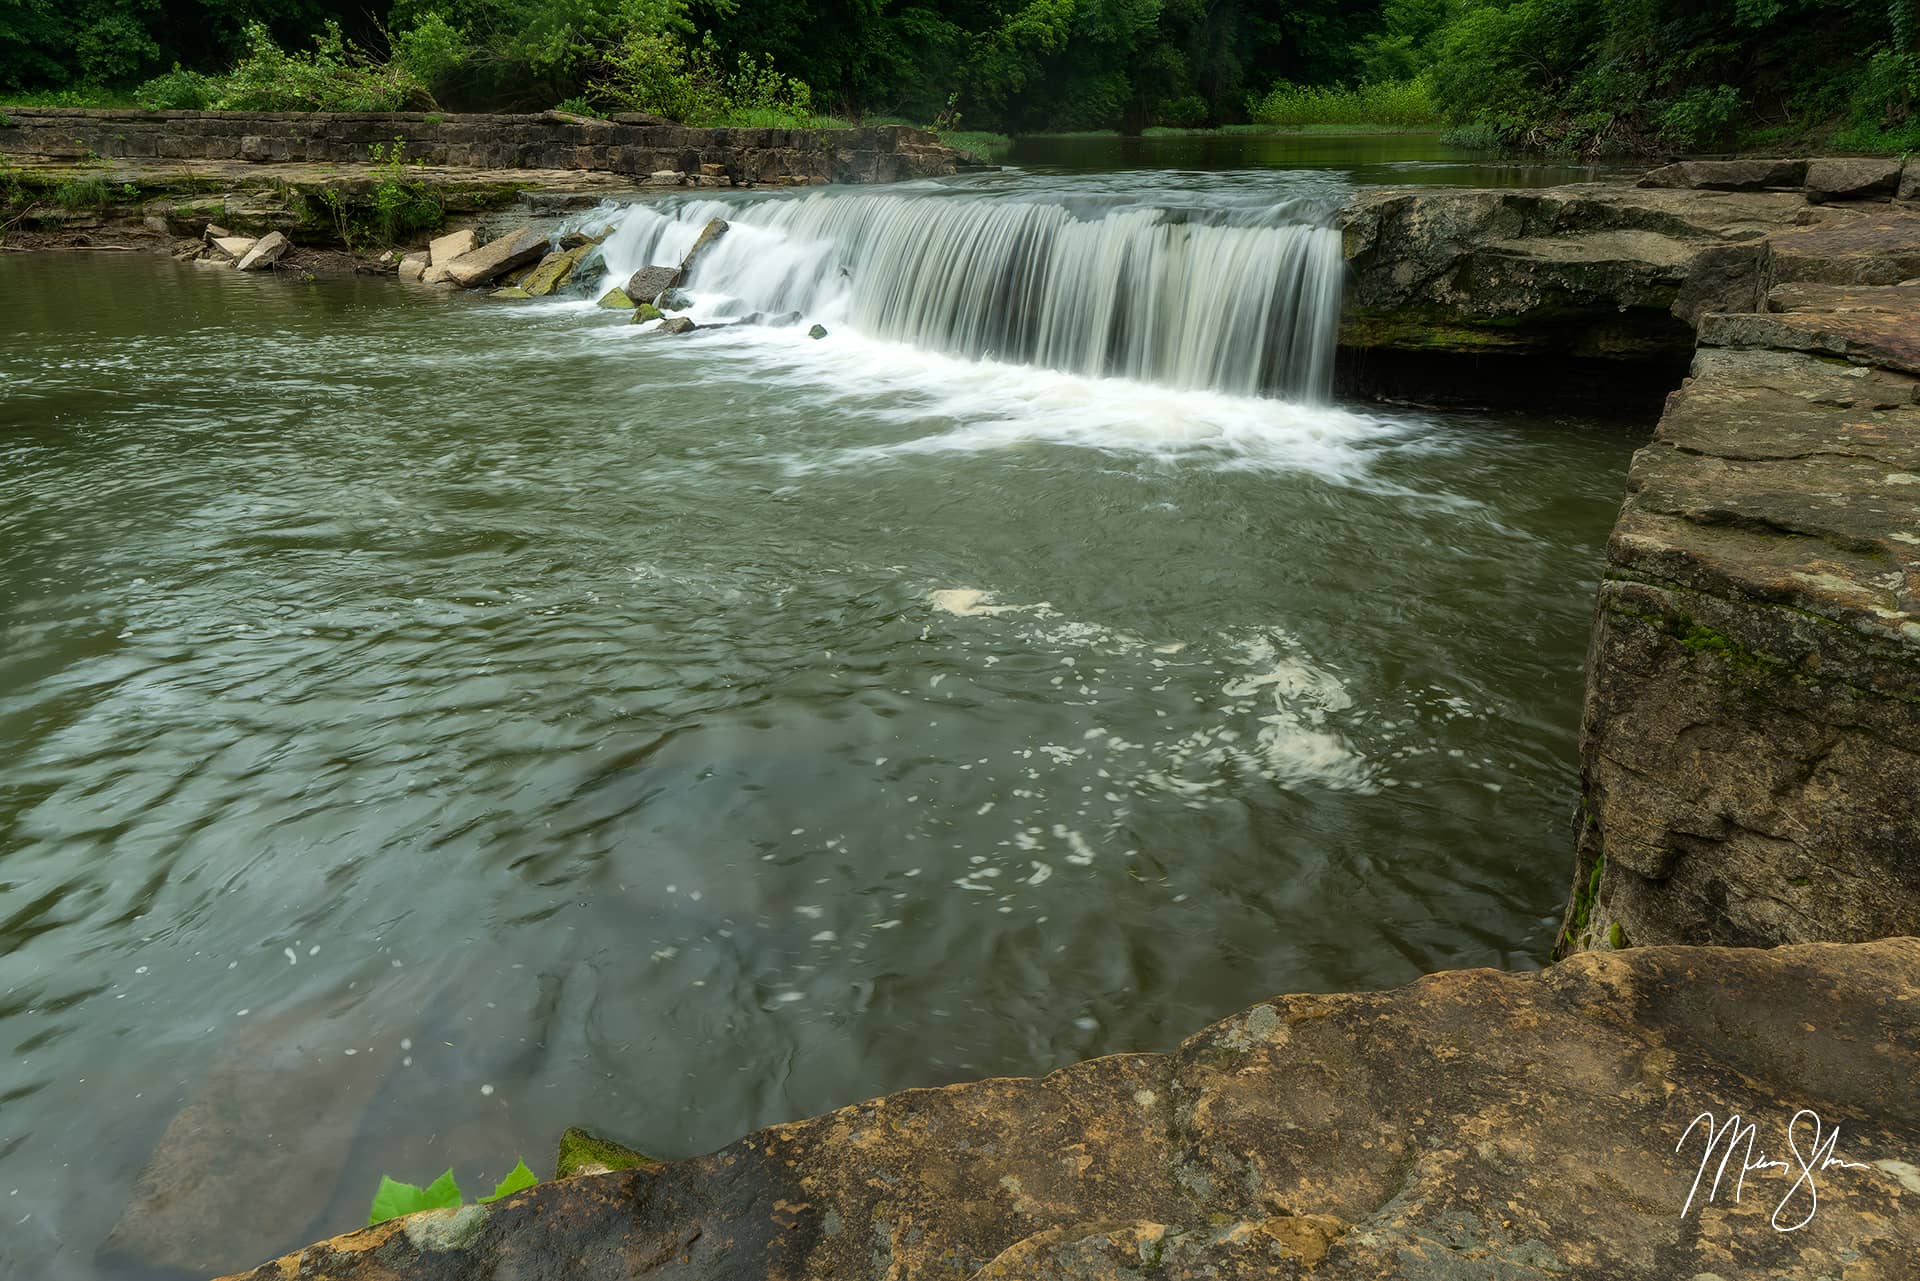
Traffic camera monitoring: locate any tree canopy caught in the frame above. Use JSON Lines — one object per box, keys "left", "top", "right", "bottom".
{"left": 2, "top": 0, "right": 1915, "bottom": 152}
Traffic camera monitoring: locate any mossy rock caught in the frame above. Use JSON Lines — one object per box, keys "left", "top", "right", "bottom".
{"left": 489, "top": 286, "right": 533, "bottom": 299}
{"left": 628, "top": 302, "right": 664, "bottom": 325}
{"left": 554, "top": 1126, "right": 660, "bottom": 1179}
{"left": 808, "top": 323, "right": 829, "bottom": 339}
{"left": 597, "top": 287, "right": 635, "bottom": 309}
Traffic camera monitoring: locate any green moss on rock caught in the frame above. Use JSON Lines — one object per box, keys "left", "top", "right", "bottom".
{"left": 554, "top": 1127, "right": 659, "bottom": 1179}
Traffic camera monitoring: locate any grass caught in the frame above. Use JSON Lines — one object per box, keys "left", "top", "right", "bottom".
{"left": 937, "top": 129, "right": 1012, "bottom": 162}
{"left": 1246, "top": 78, "right": 1438, "bottom": 129}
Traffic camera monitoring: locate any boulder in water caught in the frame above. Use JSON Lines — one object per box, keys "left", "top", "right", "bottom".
{"left": 208, "top": 235, "right": 256, "bottom": 263}
{"left": 657, "top": 316, "right": 697, "bottom": 335}
{"left": 625, "top": 265, "right": 679, "bottom": 304}
{"left": 445, "top": 227, "right": 549, "bottom": 289}
{"left": 657, "top": 287, "right": 693, "bottom": 312}
{"left": 519, "top": 244, "right": 591, "bottom": 297}
{"left": 429, "top": 228, "right": 478, "bottom": 266}
{"left": 680, "top": 217, "right": 728, "bottom": 273}
{"left": 596, "top": 287, "right": 636, "bottom": 309}
{"left": 628, "top": 302, "right": 664, "bottom": 325}
{"left": 808, "top": 323, "right": 829, "bottom": 339}
{"left": 235, "top": 231, "right": 290, "bottom": 271}
{"left": 770, "top": 310, "right": 804, "bottom": 327}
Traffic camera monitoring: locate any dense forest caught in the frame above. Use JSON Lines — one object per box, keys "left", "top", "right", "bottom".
{"left": 2, "top": 0, "right": 1916, "bottom": 153}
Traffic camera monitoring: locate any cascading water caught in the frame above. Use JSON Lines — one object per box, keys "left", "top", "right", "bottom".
{"left": 584, "top": 191, "right": 1345, "bottom": 400}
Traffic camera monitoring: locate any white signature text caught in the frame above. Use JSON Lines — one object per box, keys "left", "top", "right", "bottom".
{"left": 1677, "top": 1109, "right": 1872, "bottom": 1231}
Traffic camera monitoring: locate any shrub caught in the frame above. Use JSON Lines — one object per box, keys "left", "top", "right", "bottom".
{"left": 1155, "top": 94, "right": 1209, "bottom": 128}
{"left": 1246, "top": 77, "right": 1438, "bottom": 128}
{"left": 133, "top": 65, "right": 215, "bottom": 110}
{"left": 1658, "top": 84, "right": 1743, "bottom": 149}
{"left": 202, "top": 22, "right": 434, "bottom": 113}
{"left": 593, "top": 32, "right": 822, "bottom": 126}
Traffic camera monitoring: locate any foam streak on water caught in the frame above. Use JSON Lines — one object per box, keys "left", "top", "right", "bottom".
{"left": 590, "top": 191, "right": 1345, "bottom": 399}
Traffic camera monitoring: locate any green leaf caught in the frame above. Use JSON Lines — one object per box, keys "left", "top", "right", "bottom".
{"left": 479, "top": 1159, "right": 538, "bottom": 1203}
{"left": 368, "top": 1169, "right": 464, "bottom": 1225}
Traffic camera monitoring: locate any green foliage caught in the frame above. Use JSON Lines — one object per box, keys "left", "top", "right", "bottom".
{"left": 1, "top": 0, "right": 1916, "bottom": 146}
{"left": 368, "top": 1169, "right": 463, "bottom": 1225}
{"left": 52, "top": 175, "right": 111, "bottom": 208}
{"left": 205, "top": 22, "right": 433, "bottom": 111}
{"left": 316, "top": 136, "right": 443, "bottom": 249}
{"left": 1246, "top": 77, "right": 1436, "bottom": 128}
{"left": 134, "top": 65, "right": 216, "bottom": 110}
{"left": 594, "top": 30, "right": 826, "bottom": 126}
{"left": 367, "top": 1160, "right": 539, "bottom": 1226}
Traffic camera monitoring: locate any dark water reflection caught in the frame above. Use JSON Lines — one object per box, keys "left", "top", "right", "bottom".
{"left": 0, "top": 240, "right": 1631, "bottom": 1278}
{"left": 1008, "top": 129, "right": 1631, "bottom": 188}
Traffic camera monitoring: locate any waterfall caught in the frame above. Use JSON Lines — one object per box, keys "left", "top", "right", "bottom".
{"left": 587, "top": 192, "right": 1346, "bottom": 400}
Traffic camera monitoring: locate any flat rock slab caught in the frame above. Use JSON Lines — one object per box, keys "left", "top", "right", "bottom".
{"left": 1806, "top": 157, "right": 1905, "bottom": 200}
{"left": 1766, "top": 205, "right": 1920, "bottom": 286}
{"left": 444, "top": 226, "right": 548, "bottom": 288}
{"left": 217, "top": 939, "right": 1920, "bottom": 1281}
{"left": 234, "top": 230, "right": 289, "bottom": 271}
{"left": 1638, "top": 158, "right": 1810, "bottom": 191}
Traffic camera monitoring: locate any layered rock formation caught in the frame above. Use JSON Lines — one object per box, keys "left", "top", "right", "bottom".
{"left": 1336, "top": 158, "right": 1920, "bottom": 410}
{"left": 217, "top": 940, "right": 1920, "bottom": 1281}
{"left": 1565, "top": 276, "right": 1920, "bottom": 953}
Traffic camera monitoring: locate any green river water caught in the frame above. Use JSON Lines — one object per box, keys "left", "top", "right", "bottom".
{"left": 0, "top": 143, "right": 1636, "bottom": 1278}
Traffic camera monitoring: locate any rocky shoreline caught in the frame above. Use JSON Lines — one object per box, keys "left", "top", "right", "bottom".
{"left": 217, "top": 939, "right": 1920, "bottom": 1281}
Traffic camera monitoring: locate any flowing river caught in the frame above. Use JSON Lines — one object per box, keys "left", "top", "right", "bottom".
{"left": 0, "top": 152, "right": 1632, "bottom": 1278}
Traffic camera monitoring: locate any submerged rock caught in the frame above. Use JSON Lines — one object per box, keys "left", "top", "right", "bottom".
{"left": 657, "top": 287, "right": 692, "bottom": 312}
{"left": 216, "top": 939, "right": 1920, "bottom": 1281}
{"left": 234, "top": 230, "right": 289, "bottom": 271}
{"left": 596, "top": 286, "right": 635, "bottom": 309}
{"left": 488, "top": 286, "right": 533, "bottom": 299}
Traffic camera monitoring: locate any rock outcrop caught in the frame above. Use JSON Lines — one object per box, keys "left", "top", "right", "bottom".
{"left": 1564, "top": 275, "right": 1920, "bottom": 954}
{"left": 217, "top": 939, "right": 1920, "bottom": 1281}
{"left": 1336, "top": 171, "right": 1918, "bottom": 409}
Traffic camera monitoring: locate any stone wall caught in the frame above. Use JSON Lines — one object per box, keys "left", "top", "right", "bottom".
{"left": 0, "top": 108, "right": 956, "bottom": 185}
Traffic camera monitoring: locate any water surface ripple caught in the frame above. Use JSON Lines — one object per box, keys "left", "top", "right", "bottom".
{"left": 0, "top": 238, "right": 1628, "bottom": 1277}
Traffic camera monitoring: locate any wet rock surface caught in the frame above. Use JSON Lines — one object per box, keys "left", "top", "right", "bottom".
{"left": 217, "top": 940, "right": 1920, "bottom": 1281}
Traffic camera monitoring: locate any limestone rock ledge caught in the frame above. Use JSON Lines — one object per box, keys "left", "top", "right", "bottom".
{"left": 1566, "top": 282, "right": 1920, "bottom": 954}
{"left": 217, "top": 939, "right": 1920, "bottom": 1281}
